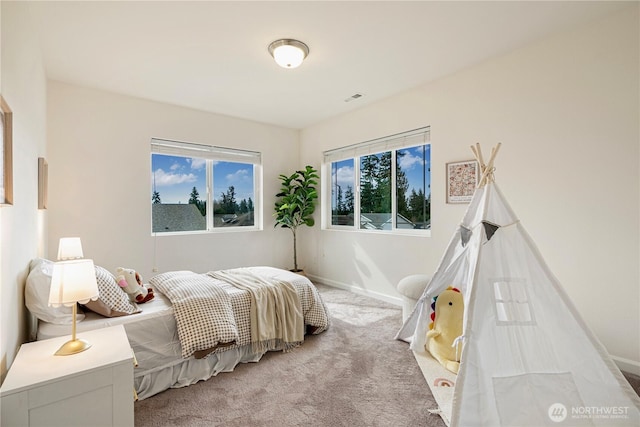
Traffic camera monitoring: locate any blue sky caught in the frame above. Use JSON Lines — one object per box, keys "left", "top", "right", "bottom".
{"left": 398, "top": 144, "right": 431, "bottom": 197}
{"left": 151, "top": 154, "right": 254, "bottom": 204}
{"left": 213, "top": 161, "right": 254, "bottom": 203}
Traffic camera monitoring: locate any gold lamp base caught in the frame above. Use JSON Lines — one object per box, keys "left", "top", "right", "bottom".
{"left": 54, "top": 338, "right": 92, "bottom": 356}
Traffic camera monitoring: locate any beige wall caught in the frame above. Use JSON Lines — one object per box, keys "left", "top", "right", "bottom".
{"left": 47, "top": 82, "right": 300, "bottom": 280}
{"left": 300, "top": 5, "right": 639, "bottom": 371}
{"left": 0, "top": 1, "right": 48, "bottom": 381}
{"left": 1, "top": 2, "right": 638, "bottom": 382}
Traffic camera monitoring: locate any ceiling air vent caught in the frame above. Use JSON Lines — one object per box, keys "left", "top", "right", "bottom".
{"left": 344, "top": 93, "right": 364, "bottom": 103}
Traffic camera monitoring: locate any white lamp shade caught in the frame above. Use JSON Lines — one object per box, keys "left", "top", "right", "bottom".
{"left": 57, "top": 237, "right": 84, "bottom": 260}
{"left": 268, "top": 39, "right": 309, "bottom": 69}
{"left": 49, "top": 259, "right": 99, "bottom": 307}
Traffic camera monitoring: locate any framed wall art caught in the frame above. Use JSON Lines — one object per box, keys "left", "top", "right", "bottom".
{"left": 38, "top": 157, "right": 48, "bottom": 209}
{"left": 1, "top": 95, "right": 13, "bottom": 206}
{"left": 446, "top": 159, "right": 478, "bottom": 204}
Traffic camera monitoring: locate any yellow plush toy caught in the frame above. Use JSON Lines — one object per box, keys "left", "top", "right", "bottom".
{"left": 426, "top": 287, "right": 464, "bottom": 374}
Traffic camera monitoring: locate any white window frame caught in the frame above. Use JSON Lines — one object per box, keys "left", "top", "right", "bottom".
{"left": 151, "top": 138, "right": 262, "bottom": 235}
{"left": 322, "top": 127, "right": 431, "bottom": 236}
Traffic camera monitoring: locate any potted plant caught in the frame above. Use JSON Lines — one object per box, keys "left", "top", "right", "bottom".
{"left": 274, "top": 165, "right": 319, "bottom": 273}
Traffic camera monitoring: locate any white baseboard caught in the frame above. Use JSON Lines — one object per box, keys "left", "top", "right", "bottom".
{"left": 307, "top": 273, "right": 403, "bottom": 307}
{"left": 308, "top": 274, "right": 640, "bottom": 377}
{"left": 611, "top": 355, "right": 640, "bottom": 376}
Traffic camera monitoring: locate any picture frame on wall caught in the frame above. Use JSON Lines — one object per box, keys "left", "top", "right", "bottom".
{"left": 38, "top": 157, "right": 48, "bottom": 209}
{"left": 446, "top": 159, "right": 479, "bottom": 204}
{"left": 1, "top": 95, "right": 13, "bottom": 206}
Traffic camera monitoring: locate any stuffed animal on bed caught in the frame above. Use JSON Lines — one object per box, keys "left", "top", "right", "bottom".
{"left": 426, "top": 287, "right": 464, "bottom": 374}
{"left": 115, "top": 267, "right": 154, "bottom": 304}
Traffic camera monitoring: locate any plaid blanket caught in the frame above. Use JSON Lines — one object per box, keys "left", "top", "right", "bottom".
{"left": 209, "top": 268, "right": 304, "bottom": 353}
{"left": 149, "top": 270, "right": 238, "bottom": 358}
{"left": 149, "top": 267, "right": 330, "bottom": 359}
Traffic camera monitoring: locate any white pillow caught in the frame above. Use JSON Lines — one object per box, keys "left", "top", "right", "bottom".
{"left": 25, "top": 258, "right": 86, "bottom": 324}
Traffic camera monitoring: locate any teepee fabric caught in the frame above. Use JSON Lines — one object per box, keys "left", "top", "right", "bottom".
{"left": 396, "top": 146, "right": 640, "bottom": 426}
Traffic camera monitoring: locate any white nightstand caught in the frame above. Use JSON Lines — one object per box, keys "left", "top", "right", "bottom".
{"left": 0, "top": 324, "right": 134, "bottom": 427}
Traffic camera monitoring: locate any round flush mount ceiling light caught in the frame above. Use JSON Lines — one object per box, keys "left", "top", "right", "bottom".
{"left": 268, "top": 39, "right": 309, "bottom": 69}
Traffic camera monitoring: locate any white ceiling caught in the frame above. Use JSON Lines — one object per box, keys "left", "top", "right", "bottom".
{"left": 27, "top": 1, "right": 629, "bottom": 130}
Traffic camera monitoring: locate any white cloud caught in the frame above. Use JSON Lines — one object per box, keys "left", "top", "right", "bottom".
{"left": 153, "top": 168, "right": 198, "bottom": 186}
{"left": 398, "top": 152, "right": 423, "bottom": 170}
{"left": 334, "top": 165, "right": 354, "bottom": 189}
{"left": 226, "top": 168, "right": 250, "bottom": 183}
{"left": 188, "top": 158, "right": 206, "bottom": 170}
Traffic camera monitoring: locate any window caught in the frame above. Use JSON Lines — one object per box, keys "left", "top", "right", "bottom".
{"left": 151, "top": 139, "right": 261, "bottom": 234}
{"left": 330, "top": 159, "right": 355, "bottom": 226}
{"left": 360, "top": 152, "right": 392, "bottom": 229}
{"left": 324, "top": 127, "right": 430, "bottom": 233}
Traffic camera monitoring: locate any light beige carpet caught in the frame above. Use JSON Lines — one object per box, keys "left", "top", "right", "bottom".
{"left": 134, "top": 284, "right": 446, "bottom": 426}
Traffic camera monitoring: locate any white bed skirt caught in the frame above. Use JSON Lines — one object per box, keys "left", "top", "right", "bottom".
{"left": 134, "top": 344, "right": 266, "bottom": 400}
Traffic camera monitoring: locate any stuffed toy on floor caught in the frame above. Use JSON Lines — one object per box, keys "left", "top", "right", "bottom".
{"left": 426, "top": 287, "right": 464, "bottom": 374}
{"left": 115, "top": 267, "right": 154, "bottom": 303}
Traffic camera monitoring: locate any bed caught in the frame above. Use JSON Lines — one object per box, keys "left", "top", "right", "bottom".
{"left": 28, "top": 260, "right": 330, "bottom": 400}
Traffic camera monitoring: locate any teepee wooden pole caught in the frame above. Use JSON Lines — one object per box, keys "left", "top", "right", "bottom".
{"left": 470, "top": 144, "right": 479, "bottom": 163}
{"left": 474, "top": 143, "right": 485, "bottom": 168}
{"left": 477, "top": 143, "right": 501, "bottom": 186}
{"left": 471, "top": 143, "right": 501, "bottom": 187}
{"left": 471, "top": 143, "right": 486, "bottom": 186}
{"left": 471, "top": 143, "right": 486, "bottom": 187}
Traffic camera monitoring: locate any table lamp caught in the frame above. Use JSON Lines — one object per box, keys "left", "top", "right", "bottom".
{"left": 48, "top": 237, "right": 99, "bottom": 356}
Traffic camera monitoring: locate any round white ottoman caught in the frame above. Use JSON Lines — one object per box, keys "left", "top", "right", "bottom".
{"left": 396, "top": 274, "right": 430, "bottom": 322}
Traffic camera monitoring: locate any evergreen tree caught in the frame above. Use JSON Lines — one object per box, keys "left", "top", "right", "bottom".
{"left": 152, "top": 191, "right": 161, "bottom": 204}
{"left": 220, "top": 186, "right": 237, "bottom": 214}
{"left": 409, "top": 188, "right": 430, "bottom": 226}
{"left": 408, "top": 189, "right": 419, "bottom": 220}
{"left": 239, "top": 199, "right": 248, "bottom": 214}
{"left": 335, "top": 185, "right": 345, "bottom": 214}
{"left": 219, "top": 193, "right": 228, "bottom": 213}
{"left": 213, "top": 200, "right": 222, "bottom": 214}
{"left": 376, "top": 152, "right": 392, "bottom": 213}
{"left": 188, "top": 186, "right": 206, "bottom": 216}
{"left": 188, "top": 187, "right": 200, "bottom": 204}
{"left": 344, "top": 186, "right": 354, "bottom": 215}
{"left": 396, "top": 151, "right": 409, "bottom": 219}
{"left": 360, "top": 154, "right": 379, "bottom": 213}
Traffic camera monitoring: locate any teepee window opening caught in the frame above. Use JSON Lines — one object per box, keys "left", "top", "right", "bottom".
{"left": 323, "top": 127, "right": 431, "bottom": 234}
{"left": 492, "top": 279, "right": 535, "bottom": 325}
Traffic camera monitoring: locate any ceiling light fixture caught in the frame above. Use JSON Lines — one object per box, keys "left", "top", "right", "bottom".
{"left": 268, "top": 39, "right": 309, "bottom": 69}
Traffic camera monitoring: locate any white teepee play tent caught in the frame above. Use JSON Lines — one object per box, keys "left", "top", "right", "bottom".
{"left": 396, "top": 144, "right": 640, "bottom": 426}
